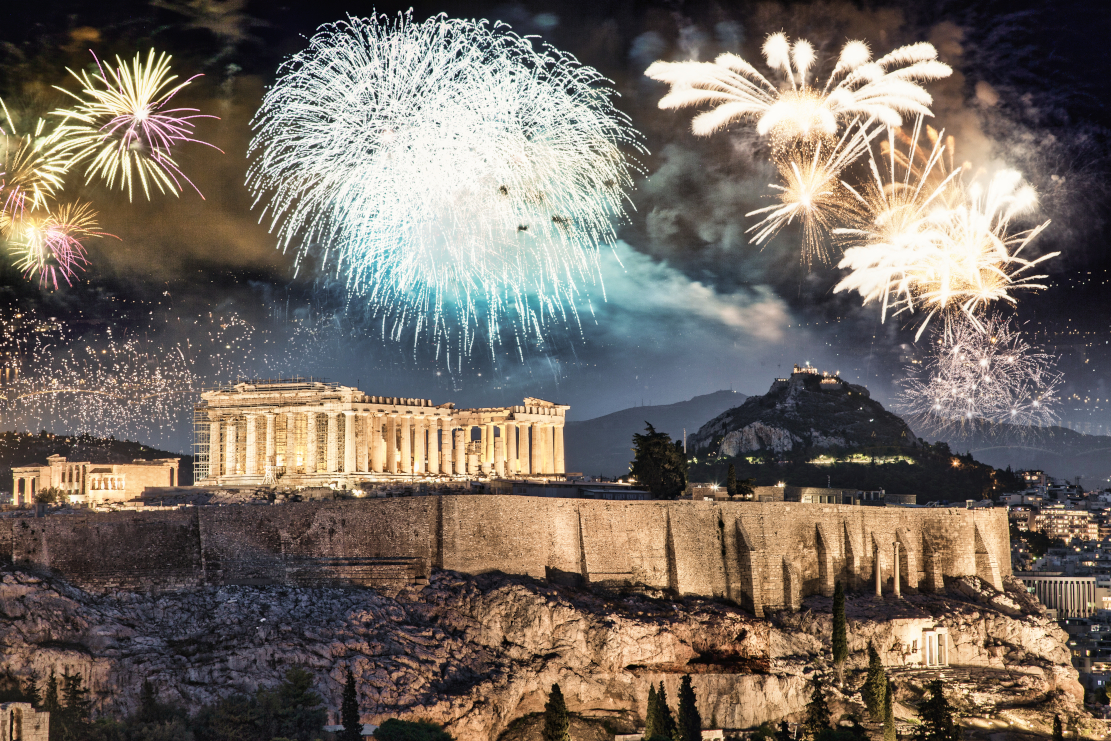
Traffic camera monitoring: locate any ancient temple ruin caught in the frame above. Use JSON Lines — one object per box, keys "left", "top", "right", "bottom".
{"left": 193, "top": 379, "right": 568, "bottom": 487}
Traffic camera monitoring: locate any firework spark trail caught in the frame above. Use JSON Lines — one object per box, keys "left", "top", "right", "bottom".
{"left": 51, "top": 49, "right": 221, "bottom": 200}
{"left": 645, "top": 34, "right": 950, "bottom": 142}
{"left": 745, "top": 120, "right": 880, "bottom": 264}
{"left": 8, "top": 201, "right": 112, "bottom": 289}
{"left": 897, "top": 313, "right": 1061, "bottom": 434}
{"left": 0, "top": 102, "right": 69, "bottom": 231}
{"left": 834, "top": 119, "right": 1057, "bottom": 338}
{"left": 247, "top": 13, "right": 645, "bottom": 358}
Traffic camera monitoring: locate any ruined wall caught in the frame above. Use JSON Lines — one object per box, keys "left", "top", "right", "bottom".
{"left": 0, "top": 497, "right": 1010, "bottom": 607}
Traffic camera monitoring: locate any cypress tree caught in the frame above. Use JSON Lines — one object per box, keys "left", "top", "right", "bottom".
{"left": 656, "top": 682, "right": 677, "bottom": 741}
{"left": 862, "top": 643, "right": 885, "bottom": 719}
{"left": 676, "top": 675, "right": 701, "bottom": 741}
{"left": 727, "top": 465, "right": 738, "bottom": 499}
{"left": 43, "top": 670, "right": 59, "bottom": 714}
{"left": 774, "top": 720, "right": 793, "bottom": 741}
{"left": 832, "top": 581, "right": 848, "bottom": 671}
{"left": 644, "top": 683, "right": 660, "bottom": 739}
{"left": 911, "top": 680, "right": 960, "bottom": 741}
{"left": 22, "top": 671, "right": 41, "bottom": 709}
{"left": 542, "top": 683, "right": 571, "bottom": 741}
{"left": 801, "top": 675, "right": 831, "bottom": 741}
{"left": 340, "top": 668, "right": 362, "bottom": 741}
{"left": 883, "top": 680, "right": 896, "bottom": 741}
{"left": 1052, "top": 714, "right": 1063, "bottom": 741}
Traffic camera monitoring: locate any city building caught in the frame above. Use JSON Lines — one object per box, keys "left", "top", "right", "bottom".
{"left": 194, "top": 379, "right": 569, "bottom": 488}
{"left": 10, "top": 455, "right": 180, "bottom": 506}
{"left": 1028, "top": 504, "right": 1100, "bottom": 542}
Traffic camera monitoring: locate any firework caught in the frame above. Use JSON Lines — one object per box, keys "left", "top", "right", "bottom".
{"left": 6, "top": 201, "right": 110, "bottom": 289}
{"left": 897, "top": 313, "right": 1061, "bottom": 433}
{"left": 746, "top": 122, "right": 878, "bottom": 264}
{"left": 247, "top": 13, "right": 644, "bottom": 357}
{"left": 51, "top": 49, "right": 219, "bottom": 200}
{"left": 0, "top": 101, "right": 68, "bottom": 230}
{"left": 645, "top": 34, "right": 950, "bottom": 142}
{"left": 834, "top": 120, "right": 1057, "bottom": 338}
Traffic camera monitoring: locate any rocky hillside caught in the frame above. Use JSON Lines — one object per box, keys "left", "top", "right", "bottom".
{"left": 691, "top": 372, "right": 917, "bottom": 457}
{"left": 0, "top": 565, "right": 1098, "bottom": 740}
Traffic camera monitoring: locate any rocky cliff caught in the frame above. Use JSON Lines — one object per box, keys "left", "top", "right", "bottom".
{"left": 0, "top": 565, "right": 1098, "bottom": 740}
{"left": 691, "top": 372, "right": 917, "bottom": 457}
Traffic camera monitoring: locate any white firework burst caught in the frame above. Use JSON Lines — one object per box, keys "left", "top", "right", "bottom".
{"left": 644, "top": 33, "right": 950, "bottom": 141}
{"left": 897, "top": 313, "right": 1061, "bottom": 433}
{"left": 247, "top": 13, "right": 644, "bottom": 359}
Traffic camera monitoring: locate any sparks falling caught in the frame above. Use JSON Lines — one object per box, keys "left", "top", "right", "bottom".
{"left": 898, "top": 313, "right": 1062, "bottom": 433}
{"left": 247, "top": 13, "right": 645, "bottom": 358}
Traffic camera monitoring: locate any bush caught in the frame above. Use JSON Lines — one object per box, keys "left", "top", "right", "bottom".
{"left": 373, "top": 719, "right": 454, "bottom": 741}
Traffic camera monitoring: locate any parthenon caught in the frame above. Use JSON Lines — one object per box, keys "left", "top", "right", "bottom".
{"left": 194, "top": 379, "right": 569, "bottom": 487}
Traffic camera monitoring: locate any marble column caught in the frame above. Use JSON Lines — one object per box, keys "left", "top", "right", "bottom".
{"left": 414, "top": 418, "right": 426, "bottom": 474}
{"left": 209, "top": 420, "right": 222, "bottom": 478}
{"left": 506, "top": 422, "right": 518, "bottom": 475}
{"left": 306, "top": 412, "right": 318, "bottom": 474}
{"left": 453, "top": 429, "right": 465, "bottom": 474}
{"left": 485, "top": 423, "right": 495, "bottom": 464}
{"left": 894, "top": 541, "right": 901, "bottom": 598}
{"left": 357, "top": 413, "right": 370, "bottom": 472}
{"left": 554, "top": 423, "right": 565, "bottom": 475}
{"left": 478, "top": 425, "right": 488, "bottom": 467}
{"left": 343, "top": 412, "right": 356, "bottom": 473}
{"left": 428, "top": 419, "right": 441, "bottom": 473}
{"left": 401, "top": 415, "right": 412, "bottom": 474}
{"left": 387, "top": 415, "right": 398, "bottom": 474}
{"left": 494, "top": 436, "right": 505, "bottom": 477}
{"left": 529, "top": 423, "right": 542, "bottom": 475}
{"left": 265, "top": 414, "right": 276, "bottom": 470}
{"left": 245, "top": 415, "right": 259, "bottom": 476}
{"left": 442, "top": 423, "right": 454, "bottom": 474}
{"left": 874, "top": 545, "right": 882, "bottom": 599}
{"left": 371, "top": 415, "right": 385, "bottom": 473}
{"left": 519, "top": 424, "right": 532, "bottom": 475}
{"left": 285, "top": 412, "right": 296, "bottom": 470}
{"left": 225, "top": 420, "right": 238, "bottom": 476}
{"left": 324, "top": 412, "right": 338, "bottom": 473}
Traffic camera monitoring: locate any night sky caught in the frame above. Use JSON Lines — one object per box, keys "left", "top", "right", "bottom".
{"left": 1, "top": 0, "right": 1109, "bottom": 454}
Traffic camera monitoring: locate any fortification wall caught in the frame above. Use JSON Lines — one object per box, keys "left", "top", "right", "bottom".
{"left": 0, "top": 497, "right": 1010, "bottom": 611}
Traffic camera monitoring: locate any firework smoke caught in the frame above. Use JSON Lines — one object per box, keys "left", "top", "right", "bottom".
{"left": 247, "top": 13, "right": 644, "bottom": 358}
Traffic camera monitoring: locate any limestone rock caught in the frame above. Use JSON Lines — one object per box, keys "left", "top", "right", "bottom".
{"left": 0, "top": 568, "right": 1095, "bottom": 740}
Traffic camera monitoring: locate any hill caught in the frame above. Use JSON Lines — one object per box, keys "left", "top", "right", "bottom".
{"left": 930, "top": 420, "right": 1111, "bottom": 483}
{"left": 0, "top": 431, "right": 193, "bottom": 493}
{"left": 564, "top": 390, "right": 746, "bottom": 478}
{"left": 690, "top": 369, "right": 917, "bottom": 457}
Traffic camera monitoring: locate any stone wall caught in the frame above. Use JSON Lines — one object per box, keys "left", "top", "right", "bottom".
{"left": 0, "top": 497, "right": 1010, "bottom": 610}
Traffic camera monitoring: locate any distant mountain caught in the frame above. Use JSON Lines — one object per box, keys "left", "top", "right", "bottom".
{"left": 565, "top": 390, "right": 747, "bottom": 477}
{"left": 690, "top": 370, "right": 917, "bottom": 457}
{"left": 0, "top": 431, "right": 193, "bottom": 492}
{"left": 929, "top": 420, "right": 1111, "bottom": 483}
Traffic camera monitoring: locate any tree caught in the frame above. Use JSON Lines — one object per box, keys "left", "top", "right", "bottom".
{"left": 911, "top": 680, "right": 959, "bottom": 741}
{"left": 801, "top": 675, "right": 831, "bottom": 740}
{"left": 23, "top": 671, "right": 41, "bottom": 709}
{"left": 775, "top": 721, "right": 793, "bottom": 741}
{"left": 630, "top": 423, "right": 688, "bottom": 499}
{"left": 738, "top": 477, "right": 755, "bottom": 500}
{"left": 43, "top": 669, "right": 60, "bottom": 714}
{"left": 727, "top": 464, "right": 738, "bottom": 499}
{"left": 1052, "top": 714, "right": 1063, "bottom": 741}
{"left": 644, "top": 684, "right": 661, "bottom": 740}
{"left": 653, "top": 682, "right": 677, "bottom": 741}
{"left": 340, "top": 668, "right": 362, "bottom": 741}
{"left": 862, "top": 644, "right": 886, "bottom": 720}
{"left": 542, "top": 683, "right": 570, "bottom": 741}
{"left": 373, "top": 719, "right": 454, "bottom": 740}
{"left": 883, "top": 680, "right": 896, "bottom": 741}
{"left": 831, "top": 581, "right": 848, "bottom": 675}
{"left": 266, "top": 667, "right": 326, "bottom": 741}
{"left": 676, "top": 675, "right": 701, "bottom": 741}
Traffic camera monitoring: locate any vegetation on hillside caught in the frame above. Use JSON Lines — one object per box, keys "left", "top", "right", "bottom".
{"left": 690, "top": 441, "right": 1025, "bottom": 503}
{"left": 630, "top": 423, "right": 688, "bottom": 499}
